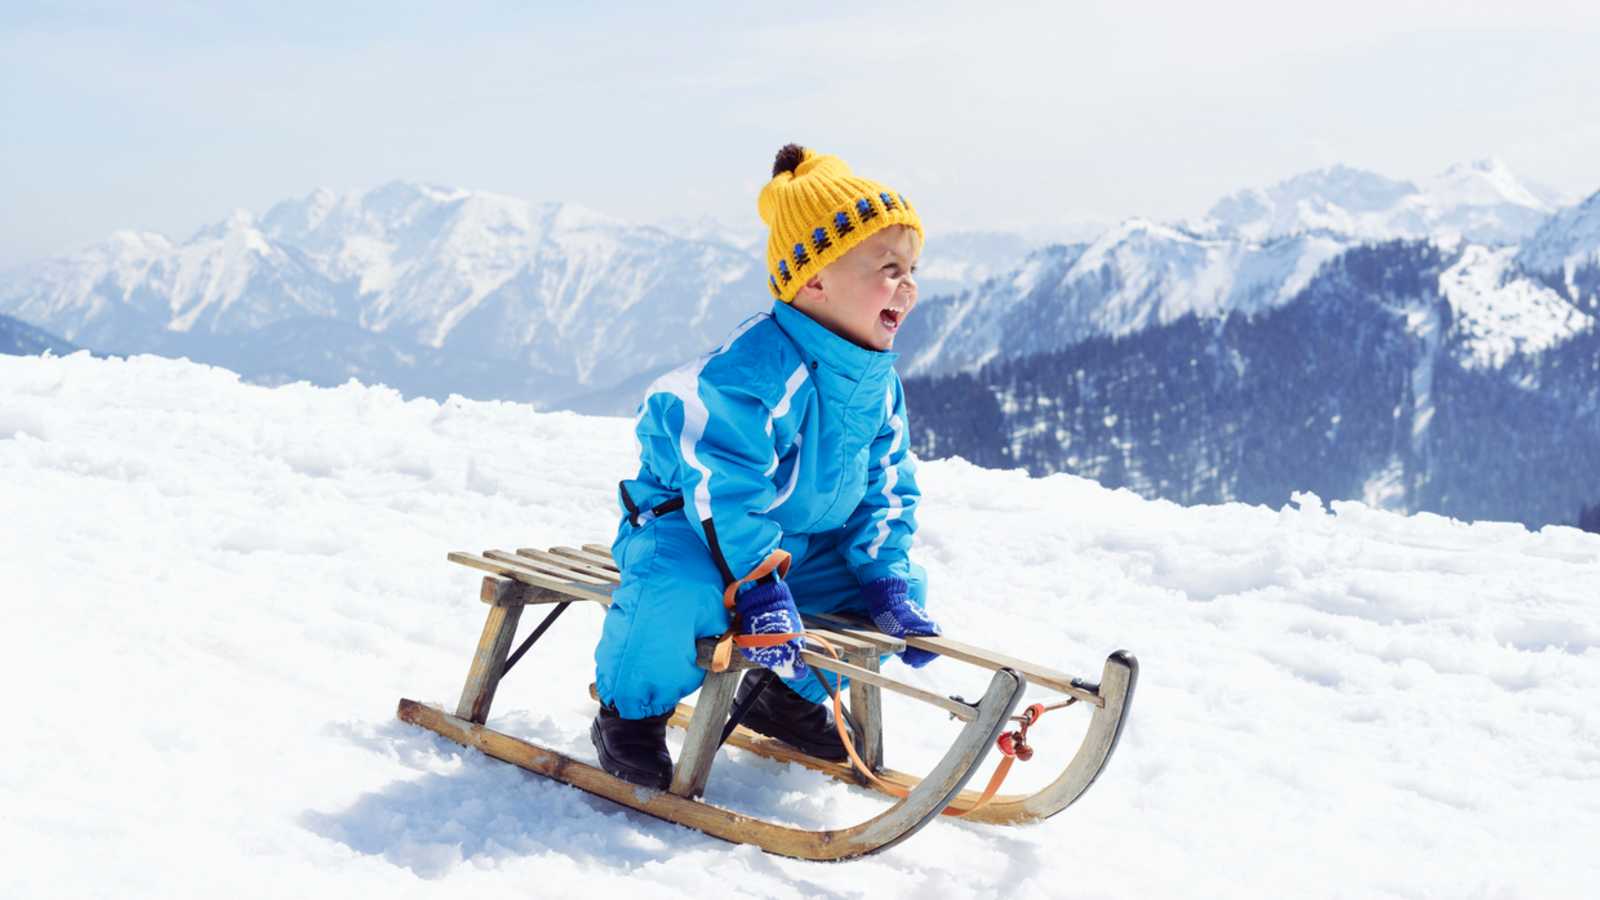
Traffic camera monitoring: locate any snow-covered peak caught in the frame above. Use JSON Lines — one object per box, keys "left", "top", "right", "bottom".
{"left": 102, "top": 229, "right": 177, "bottom": 258}
{"left": 651, "top": 214, "right": 763, "bottom": 251}
{"left": 1201, "top": 160, "right": 1555, "bottom": 246}
{"left": 259, "top": 187, "right": 340, "bottom": 238}
{"left": 539, "top": 200, "right": 626, "bottom": 234}
{"left": 41, "top": 230, "right": 180, "bottom": 286}
{"left": 361, "top": 180, "right": 468, "bottom": 219}
{"left": 1205, "top": 165, "right": 1420, "bottom": 242}
{"left": 1517, "top": 189, "right": 1600, "bottom": 278}
{"left": 187, "top": 207, "right": 262, "bottom": 243}
{"left": 1439, "top": 245, "right": 1594, "bottom": 368}
{"left": 1423, "top": 158, "right": 1551, "bottom": 211}
{"left": 898, "top": 217, "right": 1349, "bottom": 376}
{"left": 0, "top": 180, "right": 776, "bottom": 392}
{"left": 911, "top": 229, "right": 1042, "bottom": 299}
{"left": 1074, "top": 218, "right": 1199, "bottom": 270}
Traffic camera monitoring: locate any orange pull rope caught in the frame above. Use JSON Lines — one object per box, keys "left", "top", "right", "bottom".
{"left": 805, "top": 635, "right": 1044, "bottom": 818}
{"left": 705, "top": 551, "right": 1049, "bottom": 815}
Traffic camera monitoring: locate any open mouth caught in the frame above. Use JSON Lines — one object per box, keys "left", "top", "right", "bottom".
{"left": 879, "top": 307, "right": 904, "bottom": 332}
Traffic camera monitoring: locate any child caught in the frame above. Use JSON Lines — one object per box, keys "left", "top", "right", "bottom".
{"left": 591, "top": 144, "right": 942, "bottom": 789}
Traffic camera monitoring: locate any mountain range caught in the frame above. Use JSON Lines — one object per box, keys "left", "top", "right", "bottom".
{"left": 901, "top": 187, "right": 1600, "bottom": 528}
{"left": 3, "top": 158, "right": 1598, "bottom": 526}
{"left": 0, "top": 183, "right": 1056, "bottom": 407}
{"left": 892, "top": 158, "right": 1580, "bottom": 379}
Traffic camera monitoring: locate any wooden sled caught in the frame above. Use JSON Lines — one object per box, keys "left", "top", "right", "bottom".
{"left": 398, "top": 543, "right": 1137, "bottom": 860}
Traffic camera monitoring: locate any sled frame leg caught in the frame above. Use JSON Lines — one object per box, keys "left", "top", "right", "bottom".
{"left": 670, "top": 669, "right": 740, "bottom": 798}
{"left": 456, "top": 604, "right": 523, "bottom": 724}
{"left": 846, "top": 649, "right": 885, "bottom": 772}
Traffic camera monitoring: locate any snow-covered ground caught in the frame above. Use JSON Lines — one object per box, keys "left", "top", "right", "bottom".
{"left": 3, "top": 352, "right": 1597, "bottom": 899}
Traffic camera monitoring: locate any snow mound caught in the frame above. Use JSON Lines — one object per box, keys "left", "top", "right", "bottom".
{"left": 2, "top": 352, "right": 1596, "bottom": 898}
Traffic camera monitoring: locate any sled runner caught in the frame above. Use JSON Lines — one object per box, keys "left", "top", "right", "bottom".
{"left": 397, "top": 543, "right": 1137, "bottom": 860}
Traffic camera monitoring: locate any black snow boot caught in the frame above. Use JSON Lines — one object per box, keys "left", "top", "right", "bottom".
{"left": 732, "top": 670, "right": 853, "bottom": 762}
{"left": 590, "top": 703, "right": 673, "bottom": 790}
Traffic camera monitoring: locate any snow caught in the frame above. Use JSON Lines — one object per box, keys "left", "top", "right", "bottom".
{"left": 1518, "top": 190, "right": 1600, "bottom": 279}
{"left": 905, "top": 225, "right": 1349, "bottom": 378}
{"left": 1439, "top": 246, "right": 1595, "bottom": 368}
{"left": 1205, "top": 160, "right": 1557, "bottom": 246}
{"left": 1422, "top": 159, "right": 1551, "bottom": 212}
{"left": 3, "top": 351, "right": 1598, "bottom": 898}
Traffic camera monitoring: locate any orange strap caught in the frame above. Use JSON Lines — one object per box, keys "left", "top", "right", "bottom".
{"left": 709, "top": 549, "right": 794, "bottom": 673}
{"left": 811, "top": 638, "right": 1043, "bottom": 818}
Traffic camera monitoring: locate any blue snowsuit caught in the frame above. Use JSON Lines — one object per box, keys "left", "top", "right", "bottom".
{"left": 594, "top": 300, "right": 925, "bottom": 718}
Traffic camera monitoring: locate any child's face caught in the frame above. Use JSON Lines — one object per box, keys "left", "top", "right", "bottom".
{"left": 792, "top": 226, "right": 921, "bottom": 352}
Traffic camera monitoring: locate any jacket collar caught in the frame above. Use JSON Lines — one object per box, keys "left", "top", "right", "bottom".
{"left": 771, "top": 301, "right": 898, "bottom": 384}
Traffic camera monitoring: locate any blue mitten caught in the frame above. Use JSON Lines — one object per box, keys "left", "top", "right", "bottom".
{"left": 734, "top": 578, "right": 810, "bottom": 681}
{"left": 862, "top": 577, "right": 941, "bottom": 668}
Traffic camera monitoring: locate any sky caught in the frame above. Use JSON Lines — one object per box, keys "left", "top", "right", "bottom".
{"left": 3, "top": 1, "right": 1600, "bottom": 268}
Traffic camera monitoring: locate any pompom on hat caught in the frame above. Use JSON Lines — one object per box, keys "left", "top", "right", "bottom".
{"left": 757, "top": 144, "right": 923, "bottom": 302}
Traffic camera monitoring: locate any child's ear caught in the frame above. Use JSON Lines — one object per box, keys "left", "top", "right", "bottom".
{"left": 796, "top": 275, "right": 826, "bottom": 303}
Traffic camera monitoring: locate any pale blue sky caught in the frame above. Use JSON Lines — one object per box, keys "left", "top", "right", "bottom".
{"left": 4, "top": 1, "right": 1600, "bottom": 267}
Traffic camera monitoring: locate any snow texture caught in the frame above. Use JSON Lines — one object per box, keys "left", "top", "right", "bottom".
{"left": 2, "top": 352, "right": 1597, "bottom": 898}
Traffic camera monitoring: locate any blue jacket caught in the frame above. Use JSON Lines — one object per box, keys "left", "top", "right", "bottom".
{"left": 620, "top": 300, "right": 920, "bottom": 588}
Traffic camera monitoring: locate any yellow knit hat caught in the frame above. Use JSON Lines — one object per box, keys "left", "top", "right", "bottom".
{"left": 757, "top": 144, "right": 924, "bottom": 302}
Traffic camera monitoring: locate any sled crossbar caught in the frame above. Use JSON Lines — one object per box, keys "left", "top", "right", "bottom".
{"left": 418, "top": 541, "right": 1137, "bottom": 847}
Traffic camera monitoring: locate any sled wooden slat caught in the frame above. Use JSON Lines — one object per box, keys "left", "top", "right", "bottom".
{"left": 901, "top": 634, "right": 1103, "bottom": 707}
{"left": 447, "top": 552, "right": 615, "bottom": 604}
{"left": 482, "top": 549, "right": 610, "bottom": 586}
{"left": 800, "top": 627, "right": 882, "bottom": 658}
{"left": 814, "top": 613, "right": 1102, "bottom": 707}
{"left": 519, "top": 547, "right": 621, "bottom": 582}
{"left": 694, "top": 639, "right": 977, "bottom": 722}
{"left": 399, "top": 664, "right": 1023, "bottom": 862}
{"left": 791, "top": 653, "right": 982, "bottom": 721}
{"left": 484, "top": 549, "right": 612, "bottom": 586}
{"left": 551, "top": 546, "right": 621, "bottom": 572}
{"left": 803, "top": 614, "right": 906, "bottom": 654}
{"left": 582, "top": 543, "right": 618, "bottom": 559}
